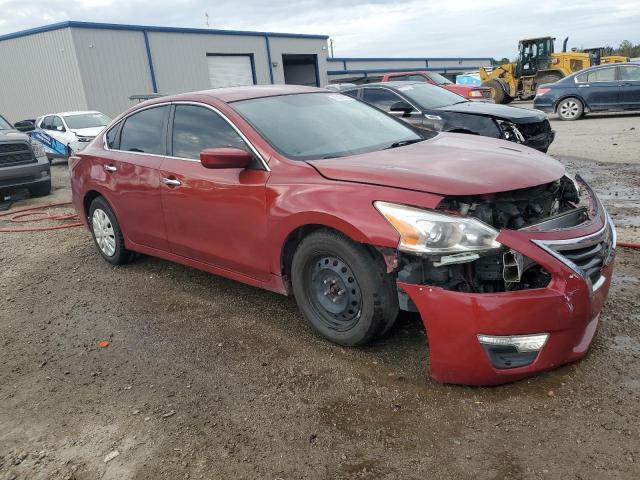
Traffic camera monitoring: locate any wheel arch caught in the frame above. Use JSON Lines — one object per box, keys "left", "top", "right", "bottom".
{"left": 277, "top": 217, "right": 391, "bottom": 294}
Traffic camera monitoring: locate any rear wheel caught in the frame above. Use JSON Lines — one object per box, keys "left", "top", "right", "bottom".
{"left": 484, "top": 80, "right": 506, "bottom": 103}
{"left": 291, "top": 230, "right": 398, "bottom": 346}
{"left": 557, "top": 97, "right": 584, "bottom": 121}
{"left": 89, "top": 196, "right": 132, "bottom": 265}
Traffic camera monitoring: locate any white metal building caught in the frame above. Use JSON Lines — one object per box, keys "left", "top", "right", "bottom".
{"left": 0, "top": 21, "right": 330, "bottom": 121}
{"left": 326, "top": 57, "right": 493, "bottom": 83}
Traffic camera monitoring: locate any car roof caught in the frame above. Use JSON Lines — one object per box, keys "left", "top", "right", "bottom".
{"left": 566, "top": 62, "right": 640, "bottom": 79}
{"left": 172, "top": 85, "right": 325, "bottom": 103}
{"left": 348, "top": 81, "right": 425, "bottom": 89}
{"left": 40, "top": 110, "right": 104, "bottom": 117}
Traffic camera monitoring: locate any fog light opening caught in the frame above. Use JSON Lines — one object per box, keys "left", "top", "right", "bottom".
{"left": 477, "top": 333, "right": 549, "bottom": 369}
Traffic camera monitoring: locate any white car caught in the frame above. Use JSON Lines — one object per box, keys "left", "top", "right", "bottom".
{"left": 34, "top": 111, "right": 111, "bottom": 160}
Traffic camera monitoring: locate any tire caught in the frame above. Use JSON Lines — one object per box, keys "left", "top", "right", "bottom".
{"left": 556, "top": 97, "right": 584, "bottom": 121}
{"left": 484, "top": 79, "right": 506, "bottom": 104}
{"left": 29, "top": 179, "right": 51, "bottom": 197}
{"left": 88, "top": 196, "right": 132, "bottom": 265}
{"left": 291, "top": 230, "right": 399, "bottom": 346}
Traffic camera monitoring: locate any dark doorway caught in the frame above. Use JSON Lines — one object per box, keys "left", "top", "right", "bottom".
{"left": 282, "top": 54, "right": 319, "bottom": 87}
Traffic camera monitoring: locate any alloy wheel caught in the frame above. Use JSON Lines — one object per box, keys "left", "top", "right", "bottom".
{"left": 559, "top": 100, "right": 580, "bottom": 119}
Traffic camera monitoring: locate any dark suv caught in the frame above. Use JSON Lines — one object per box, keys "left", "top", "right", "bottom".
{"left": 0, "top": 114, "right": 51, "bottom": 197}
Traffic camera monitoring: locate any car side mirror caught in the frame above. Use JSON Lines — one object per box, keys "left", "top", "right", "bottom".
{"left": 200, "top": 147, "right": 252, "bottom": 169}
{"left": 389, "top": 101, "right": 414, "bottom": 116}
{"left": 56, "top": 125, "right": 65, "bottom": 132}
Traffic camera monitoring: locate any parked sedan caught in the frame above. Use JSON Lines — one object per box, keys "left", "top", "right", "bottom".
{"left": 71, "top": 85, "right": 614, "bottom": 386}
{"left": 344, "top": 82, "right": 555, "bottom": 152}
{"left": 534, "top": 63, "right": 640, "bottom": 120}
{"left": 33, "top": 110, "right": 111, "bottom": 160}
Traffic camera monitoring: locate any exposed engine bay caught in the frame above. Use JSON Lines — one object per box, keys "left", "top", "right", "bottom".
{"left": 394, "top": 176, "right": 593, "bottom": 306}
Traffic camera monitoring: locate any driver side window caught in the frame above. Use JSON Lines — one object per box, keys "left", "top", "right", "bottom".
{"left": 362, "top": 88, "right": 403, "bottom": 111}
{"left": 52, "top": 116, "right": 64, "bottom": 131}
{"left": 171, "top": 105, "right": 248, "bottom": 161}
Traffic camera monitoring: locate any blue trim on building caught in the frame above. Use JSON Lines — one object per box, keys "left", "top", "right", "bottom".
{"left": 263, "top": 35, "right": 274, "bottom": 84}
{"left": 327, "top": 66, "right": 483, "bottom": 75}
{"left": 314, "top": 55, "right": 321, "bottom": 87}
{"left": 327, "top": 56, "right": 492, "bottom": 62}
{"left": 142, "top": 30, "right": 158, "bottom": 94}
{"left": 0, "top": 20, "right": 329, "bottom": 43}
{"left": 249, "top": 54, "right": 257, "bottom": 85}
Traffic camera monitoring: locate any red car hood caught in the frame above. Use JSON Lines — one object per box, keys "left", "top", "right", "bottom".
{"left": 307, "top": 133, "right": 565, "bottom": 196}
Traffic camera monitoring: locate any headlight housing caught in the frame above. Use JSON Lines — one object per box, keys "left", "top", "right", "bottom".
{"left": 374, "top": 201, "right": 502, "bottom": 254}
{"left": 468, "top": 90, "right": 483, "bottom": 98}
{"left": 30, "top": 138, "right": 47, "bottom": 159}
{"left": 495, "top": 119, "right": 525, "bottom": 143}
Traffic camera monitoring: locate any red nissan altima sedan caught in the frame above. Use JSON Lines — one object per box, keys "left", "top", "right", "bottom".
{"left": 70, "top": 85, "right": 615, "bottom": 385}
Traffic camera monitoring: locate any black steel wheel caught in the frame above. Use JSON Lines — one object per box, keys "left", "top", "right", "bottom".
{"left": 291, "top": 230, "right": 399, "bottom": 346}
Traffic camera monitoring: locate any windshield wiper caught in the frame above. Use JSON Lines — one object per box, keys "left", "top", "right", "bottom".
{"left": 386, "top": 138, "right": 425, "bottom": 149}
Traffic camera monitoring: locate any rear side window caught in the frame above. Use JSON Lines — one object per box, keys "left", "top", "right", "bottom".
{"left": 342, "top": 89, "right": 359, "bottom": 99}
{"left": 171, "top": 104, "right": 246, "bottom": 160}
{"left": 41, "top": 116, "right": 54, "bottom": 130}
{"left": 619, "top": 66, "right": 640, "bottom": 81}
{"left": 362, "top": 88, "right": 403, "bottom": 111}
{"left": 586, "top": 67, "right": 615, "bottom": 82}
{"left": 119, "top": 106, "right": 168, "bottom": 154}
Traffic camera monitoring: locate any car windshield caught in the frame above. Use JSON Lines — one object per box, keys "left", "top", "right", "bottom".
{"left": 232, "top": 93, "right": 422, "bottom": 160}
{"left": 0, "top": 115, "right": 13, "bottom": 130}
{"left": 428, "top": 72, "right": 453, "bottom": 85}
{"left": 63, "top": 112, "right": 111, "bottom": 129}
{"left": 396, "top": 83, "right": 468, "bottom": 109}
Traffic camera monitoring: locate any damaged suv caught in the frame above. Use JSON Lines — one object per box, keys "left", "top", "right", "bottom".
{"left": 71, "top": 86, "right": 615, "bottom": 386}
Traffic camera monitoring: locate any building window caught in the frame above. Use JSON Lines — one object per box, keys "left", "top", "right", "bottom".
{"left": 206, "top": 54, "right": 256, "bottom": 88}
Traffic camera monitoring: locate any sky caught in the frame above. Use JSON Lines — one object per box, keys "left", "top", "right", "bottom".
{"left": 1, "top": 0, "right": 639, "bottom": 59}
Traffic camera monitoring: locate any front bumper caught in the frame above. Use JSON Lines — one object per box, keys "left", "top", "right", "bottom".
{"left": 398, "top": 207, "right": 615, "bottom": 386}
{"left": 524, "top": 130, "right": 555, "bottom": 152}
{"left": 0, "top": 156, "right": 51, "bottom": 192}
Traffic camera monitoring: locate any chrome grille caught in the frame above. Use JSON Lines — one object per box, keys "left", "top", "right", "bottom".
{"left": 532, "top": 211, "right": 615, "bottom": 293}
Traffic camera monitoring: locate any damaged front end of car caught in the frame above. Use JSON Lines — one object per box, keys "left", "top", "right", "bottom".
{"left": 377, "top": 175, "right": 616, "bottom": 385}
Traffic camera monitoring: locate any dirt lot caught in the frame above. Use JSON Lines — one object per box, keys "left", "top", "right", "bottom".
{"left": 1, "top": 110, "right": 639, "bottom": 480}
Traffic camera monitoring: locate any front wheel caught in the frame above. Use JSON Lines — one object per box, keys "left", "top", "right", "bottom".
{"left": 291, "top": 230, "right": 399, "bottom": 346}
{"left": 557, "top": 97, "right": 584, "bottom": 121}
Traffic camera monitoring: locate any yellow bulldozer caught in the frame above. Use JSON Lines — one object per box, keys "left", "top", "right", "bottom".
{"left": 480, "top": 37, "right": 591, "bottom": 103}
{"left": 582, "top": 47, "right": 629, "bottom": 65}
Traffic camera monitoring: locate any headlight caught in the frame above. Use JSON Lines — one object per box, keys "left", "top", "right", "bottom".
{"left": 374, "top": 201, "right": 502, "bottom": 254}
{"left": 30, "top": 138, "right": 47, "bottom": 159}
{"left": 495, "top": 119, "right": 525, "bottom": 143}
{"left": 468, "top": 90, "right": 483, "bottom": 98}
{"left": 76, "top": 135, "right": 93, "bottom": 142}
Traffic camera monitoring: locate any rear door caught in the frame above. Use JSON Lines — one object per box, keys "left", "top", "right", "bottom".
{"left": 100, "top": 105, "right": 170, "bottom": 251}
{"left": 159, "top": 103, "right": 270, "bottom": 280}
{"left": 618, "top": 65, "right": 640, "bottom": 109}
{"left": 577, "top": 66, "right": 619, "bottom": 110}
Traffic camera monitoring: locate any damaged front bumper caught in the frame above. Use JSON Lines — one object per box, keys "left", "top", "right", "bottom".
{"left": 398, "top": 206, "right": 615, "bottom": 386}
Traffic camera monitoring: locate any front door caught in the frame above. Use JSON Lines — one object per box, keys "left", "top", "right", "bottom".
{"left": 618, "top": 65, "right": 640, "bottom": 109}
{"left": 159, "top": 103, "right": 270, "bottom": 281}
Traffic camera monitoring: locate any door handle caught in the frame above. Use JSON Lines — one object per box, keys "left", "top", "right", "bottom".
{"left": 161, "top": 177, "right": 181, "bottom": 187}
{"left": 103, "top": 164, "right": 117, "bottom": 172}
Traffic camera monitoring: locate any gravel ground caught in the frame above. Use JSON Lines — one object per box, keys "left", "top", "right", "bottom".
{"left": 1, "top": 111, "right": 639, "bottom": 480}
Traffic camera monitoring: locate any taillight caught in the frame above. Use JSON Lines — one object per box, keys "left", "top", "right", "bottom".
{"left": 536, "top": 88, "right": 550, "bottom": 97}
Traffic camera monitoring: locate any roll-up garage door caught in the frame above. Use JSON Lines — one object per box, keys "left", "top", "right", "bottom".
{"left": 207, "top": 55, "right": 255, "bottom": 88}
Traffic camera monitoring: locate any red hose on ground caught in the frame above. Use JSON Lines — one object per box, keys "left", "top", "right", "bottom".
{"left": 618, "top": 242, "right": 640, "bottom": 249}
{"left": 0, "top": 201, "right": 83, "bottom": 232}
